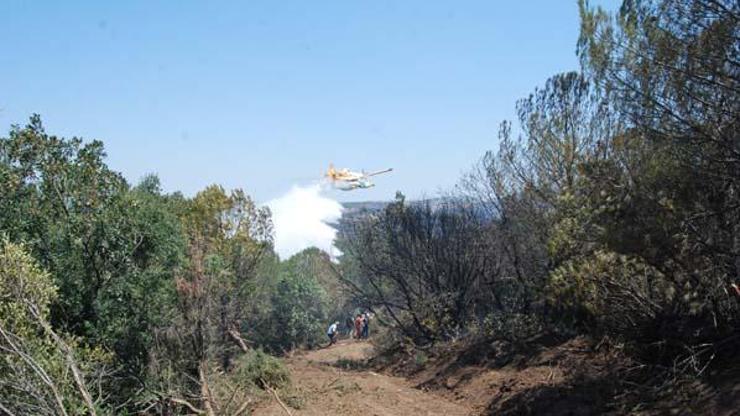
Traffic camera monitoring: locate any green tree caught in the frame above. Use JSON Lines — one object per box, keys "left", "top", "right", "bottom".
{"left": 570, "top": 0, "right": 740, "bottom": 359}
{"left": 144, "top": 184, "right": 273, "bottom": 413}
{"left": 267, "top": 249, "right": 331, "bottom": 351}
{"left": 0, "top": 239, "right": 105, "bottom": 415}
{"left": 0, "top": 116, "right": 186, "bottom": 399}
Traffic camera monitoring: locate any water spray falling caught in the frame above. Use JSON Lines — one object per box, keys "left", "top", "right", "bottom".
{"left": 265, "top": 183, "right": 343, "bottom": 260}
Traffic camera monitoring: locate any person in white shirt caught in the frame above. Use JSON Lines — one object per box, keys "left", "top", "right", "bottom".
{"left": 327, "top": 321, "right": 339, "bottom": 346}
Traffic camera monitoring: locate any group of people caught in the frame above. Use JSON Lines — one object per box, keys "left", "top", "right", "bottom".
{"left": 350, "top": 312, "right": 371, "bottom": 339}
{"left": 326, "top": 311, "right": 372, "bottom": 346}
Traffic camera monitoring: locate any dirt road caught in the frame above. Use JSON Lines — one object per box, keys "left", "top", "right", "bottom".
{"left": 251, "top": 340, "right": 472, "bottom": 416}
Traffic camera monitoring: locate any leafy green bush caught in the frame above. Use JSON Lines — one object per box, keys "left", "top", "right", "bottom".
{"left": 0, "top": 239, "right": 109, "bottom": 415}
{"left": 414, "top": 351, "right": 429, "bottom": 367}
{"left": 233, "top": 348, "right": 290, "bottom": 389}
{"left": 248, "top": 249, "right": 332, "bottom": 353}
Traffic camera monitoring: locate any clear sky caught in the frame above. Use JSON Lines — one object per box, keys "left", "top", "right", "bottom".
{"left": 0, "top": 0, "right": 618, "bottom": 203}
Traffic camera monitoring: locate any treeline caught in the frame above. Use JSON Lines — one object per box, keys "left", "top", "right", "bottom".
{"left": 340, "top": 0, "right": 739, "bottom": 380}
{"left": 0, "top": 117, "right": 348, "bottom": 413}
{"left": 1, "top": 0, "right": 737, "bottom": 413}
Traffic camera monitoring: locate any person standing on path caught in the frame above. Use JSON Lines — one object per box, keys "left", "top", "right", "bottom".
{"left": 361, "top": 311, "right": 370, "bottom": 339}
{"left": 354, "top": 314, "right": 363, "bottom": 340}
{"left": 327, "top": 321, "right": 339, "bottom": 346}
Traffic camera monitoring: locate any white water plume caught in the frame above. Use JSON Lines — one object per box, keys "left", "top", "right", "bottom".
{"left": 265, "top": 183, "right": 343, "bottom": 260}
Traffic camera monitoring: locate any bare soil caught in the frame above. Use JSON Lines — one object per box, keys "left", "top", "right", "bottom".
{"left": 377, "top": 334, "right": 740, "bottom": 416}
{"left": 252, "top": 335, "right": 740, "bottom": 415}
{"left": 250, "top": 340, "right": 472, "bottom": 416}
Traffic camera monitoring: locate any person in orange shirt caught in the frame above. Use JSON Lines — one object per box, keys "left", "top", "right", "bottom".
{"left": 354, "top": 314, "right": 363, "bottom": 340}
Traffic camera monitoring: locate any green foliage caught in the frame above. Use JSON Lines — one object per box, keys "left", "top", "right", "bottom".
{"left": 0, "top": 117, "right": 186, "bottom": 390}
{"left": 267, "top": 250, "right": 330, "bottom": 351}
{"left": 142, "top": 183, "right": 278, "bottom": 412}
{"left": 414, "top": 351, "right": 428, "bottom": 367}
{"left": 558, "top": 0, "right": 740, "bottom": 360}
{"left": 0, "top": 239, "right": 109, "bottom": 415}
{"left": 550, "top": 250, "right": 670, "bottom": 332}
{"left": 233, "top": 348, "right": 290, "bottom": 389}
{"left": 0, "top": 1, "right": 736, "bottom": 412}
{"left": 343, "top": 2, "right": 739, "bottom": 379}
{"left": 0, "top": 238, "right": 57, "bottom": 338}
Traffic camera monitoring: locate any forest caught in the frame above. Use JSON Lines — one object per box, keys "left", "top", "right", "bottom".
{"left": 1, "top": 0, "right": 738, "bottom": 414}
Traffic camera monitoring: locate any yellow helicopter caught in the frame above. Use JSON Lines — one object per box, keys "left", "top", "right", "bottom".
{"left": 325, "top": 164, "right": 393, "bottom": 191}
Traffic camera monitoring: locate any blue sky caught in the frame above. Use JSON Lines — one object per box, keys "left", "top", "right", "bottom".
{"left": 0, "top": 1, "right": 618, "bottom": 202}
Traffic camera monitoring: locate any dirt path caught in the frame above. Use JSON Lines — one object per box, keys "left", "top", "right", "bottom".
{"left": 251, "top": 340, "right": 472, "bottom": 416}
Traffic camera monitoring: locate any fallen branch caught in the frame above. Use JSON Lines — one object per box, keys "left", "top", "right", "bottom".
{"left": 231, "top": 398, "right": 253, "bottom": 416}
{"left": 260, "top": 378, "right": 292, "bottom": 416}
{"left": 170, "top": 398, "right": 205, "bottom": 415}
{"left": 198, "top": 362, "right": 217, "bottom": 416}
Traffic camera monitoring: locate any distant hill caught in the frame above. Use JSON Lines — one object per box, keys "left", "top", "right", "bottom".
{"left": 341, "top": 200, "right": 390, "bottom": 216}
{"left": 339, "top": 198, "right": 454, "bottom": 220}
{"left": 337, "top": 197, "right": 493, "bottom": 230}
